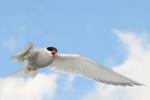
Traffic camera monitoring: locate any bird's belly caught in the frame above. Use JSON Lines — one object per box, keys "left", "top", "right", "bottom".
{"left": 36, "top": 58, "right": 53, "bottom": 67}
{"left": 29, "top": 53, "right": 54, "bottom": 68}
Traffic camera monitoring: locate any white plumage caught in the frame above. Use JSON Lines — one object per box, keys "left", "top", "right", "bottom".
{"left": 10, "top": 43, "right": 143, "bottom": 86}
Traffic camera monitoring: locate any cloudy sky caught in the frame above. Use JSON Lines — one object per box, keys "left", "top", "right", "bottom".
{"left": 0, "top": 0, "right": 150, "bottom": 100}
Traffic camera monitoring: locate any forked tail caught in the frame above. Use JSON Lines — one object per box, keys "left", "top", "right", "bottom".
{"left": 8, "top": 65, "right": 38, "bottom": 78}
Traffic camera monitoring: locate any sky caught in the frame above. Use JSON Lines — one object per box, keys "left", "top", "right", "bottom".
{"left": 0, "top": 0, "right": 150, "bottom": 100}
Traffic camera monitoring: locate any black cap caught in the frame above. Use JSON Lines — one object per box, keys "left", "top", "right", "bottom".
{"left": 47, "top": 47, "right": 57, "bottom": 52}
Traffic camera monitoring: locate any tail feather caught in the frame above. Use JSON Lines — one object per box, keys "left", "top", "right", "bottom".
{"left": 8, "top": 65, "right": 38, "bottom": 78}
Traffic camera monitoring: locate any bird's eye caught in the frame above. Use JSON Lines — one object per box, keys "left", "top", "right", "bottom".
{"left": 47, "top": 47, "right": 57, "bottom": 52}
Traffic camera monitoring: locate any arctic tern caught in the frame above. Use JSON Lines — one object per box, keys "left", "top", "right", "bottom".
{"left": 10, "top": 43, "right": 143, "bottom": 86}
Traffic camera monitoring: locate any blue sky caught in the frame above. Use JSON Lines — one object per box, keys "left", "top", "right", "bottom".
{"left": 0, "top": 0, "right": 150, "bottom": 100}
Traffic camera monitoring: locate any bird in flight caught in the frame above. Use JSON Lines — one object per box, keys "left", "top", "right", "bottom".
{"left": 10, "top": 43, "right": 143, "bottom": 86}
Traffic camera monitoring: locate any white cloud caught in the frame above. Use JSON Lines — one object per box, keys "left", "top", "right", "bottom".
{"left": 82, "top": 31, "right": 150, "bottom": 100}
{"left": 0, "top": 74, "right": 58, "bottom": 100}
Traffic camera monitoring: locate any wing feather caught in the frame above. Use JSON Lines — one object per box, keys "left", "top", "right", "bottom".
{"left": 11, "top": 43, "right": 38, "bottom": 62}
{"left": 50, "top": 54, "right": 143, "bottom": 86}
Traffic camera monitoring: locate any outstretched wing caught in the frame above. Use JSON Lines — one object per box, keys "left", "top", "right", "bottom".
{"left": 50, "top": 54, "right": 143, "bottom": 86}
{"left": 11, "top": 43, "right": 38, "bottom": 62}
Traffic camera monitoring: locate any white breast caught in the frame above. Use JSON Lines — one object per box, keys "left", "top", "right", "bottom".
{"left": 29, "top": 49, "right": 54, "bottom": 67}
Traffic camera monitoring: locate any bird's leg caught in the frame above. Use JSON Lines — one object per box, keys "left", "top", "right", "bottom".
{"left": 28, "top": 67, "right": 36, "bottom": 71}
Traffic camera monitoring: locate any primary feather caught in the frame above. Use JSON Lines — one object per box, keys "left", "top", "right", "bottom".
{"left": 50, "top": 54, "right": 143, "bottom": 86}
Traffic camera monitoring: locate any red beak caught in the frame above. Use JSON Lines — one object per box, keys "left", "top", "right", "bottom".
{"left": 51, "top": 50, "right": 56, "bottom": 56}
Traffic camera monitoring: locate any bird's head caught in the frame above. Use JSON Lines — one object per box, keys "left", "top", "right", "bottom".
{"left": 47, "top": 47, "right": 57, "bottom": 57}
